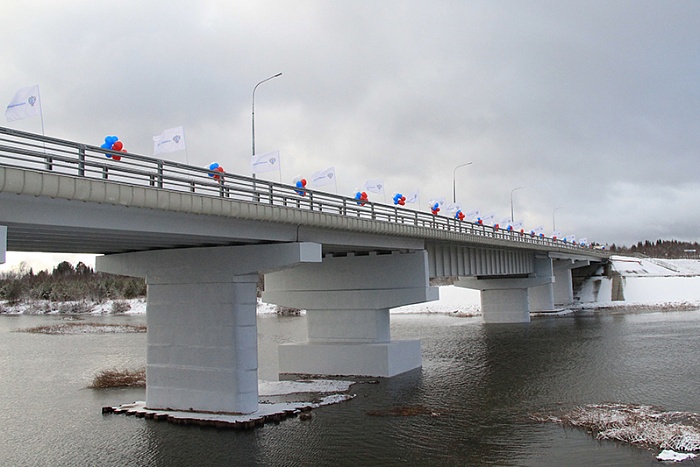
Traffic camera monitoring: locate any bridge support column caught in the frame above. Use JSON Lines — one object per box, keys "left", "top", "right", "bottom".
{"left": 0, "top": 225, "right": 6, "bottom": 264}
{"left": 263, "top": 251, "right": 438, "bottom": 377}
{"left": 455, "top": 275, "right": 553, "bottom": 323}
{"left": 553, "top": 259, "right": 590, "bottom": 306}
{"left": 96, "top": 243, "right": 321, "bottom": 415}
{"left": 529, "top": 255, "right": 555, "bottom": 312}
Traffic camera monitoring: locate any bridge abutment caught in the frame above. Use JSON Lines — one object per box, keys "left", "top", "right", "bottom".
{"left": 263, "top": 250, "right": 438, "bottom": 377}
{"left": 96, "top": 243, "right": 321, "bottom": 415}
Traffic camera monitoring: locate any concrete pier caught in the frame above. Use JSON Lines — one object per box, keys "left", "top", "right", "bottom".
{"left": 264, "top": 250, "right": 438, "bottom": 377}
{"left": 96, "top": 242, "right": 321, "bottom": 415}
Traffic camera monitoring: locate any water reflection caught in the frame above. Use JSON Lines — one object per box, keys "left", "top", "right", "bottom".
{"left": 1, "top": 310, "right": 699, "bottom": 466}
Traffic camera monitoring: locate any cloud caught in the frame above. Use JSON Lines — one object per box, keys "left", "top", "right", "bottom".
{"left": 2, "top": 0, "right": 699, "bottom": 249}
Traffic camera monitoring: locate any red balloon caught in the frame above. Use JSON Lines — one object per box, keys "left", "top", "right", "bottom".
{"left": 112, "top": 155, "right": 122, "bottom": 161}
{"left": 301, "top": 179, "right": 307, "bottom": 187}
{"left": 111, "top": 141, "right": 123, "bottom": 151}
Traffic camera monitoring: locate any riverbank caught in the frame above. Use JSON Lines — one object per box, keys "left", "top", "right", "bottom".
{"left": 2, "top": 256, "right": 699, "bottom": 317}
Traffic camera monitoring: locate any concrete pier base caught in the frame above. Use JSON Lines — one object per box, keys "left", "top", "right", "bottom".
{"left": 96, "top": 242, "right": 321, "bottom": 415}
{"left": 279, "top": 340, "right": 422, "bottom": 377}
{"left": 264, "top": 251, "right": 437, "bottom": 377}
{"left": 456, "top": 275, "right": 553, "bottom": 324}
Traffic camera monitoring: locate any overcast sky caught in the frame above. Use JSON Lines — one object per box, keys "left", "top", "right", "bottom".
{"left": 2, "top": 0, "right": 699, "bottom": 270}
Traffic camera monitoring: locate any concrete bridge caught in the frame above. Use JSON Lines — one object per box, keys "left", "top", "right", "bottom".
{"left": 0, "top": 126, "right": 608, "bottom": 415}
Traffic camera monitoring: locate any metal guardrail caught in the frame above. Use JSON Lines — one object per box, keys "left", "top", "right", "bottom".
{"left": 0, "top": 126, "right": 604, "bottom": 255}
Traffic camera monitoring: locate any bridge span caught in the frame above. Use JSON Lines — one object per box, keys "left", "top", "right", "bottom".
{"left": 0, "top": 127, "right": 609, "bottom": 415}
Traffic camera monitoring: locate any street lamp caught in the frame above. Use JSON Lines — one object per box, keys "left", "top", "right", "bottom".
{"left": 510, "top": 186, "right": 525, "bottom": 222}
{"left": 553, "top": 206, "right": 565, "bottom": 231}
{"left": 251, "top": 73, "right": 283, "bottom": 170}
{"left": 452, "top": 162, "right": 473, "bottom": 203}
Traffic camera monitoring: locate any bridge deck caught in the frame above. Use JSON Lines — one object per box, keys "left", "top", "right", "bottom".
{"left": 0, "top": 126, "right": 608, "bottom": 260}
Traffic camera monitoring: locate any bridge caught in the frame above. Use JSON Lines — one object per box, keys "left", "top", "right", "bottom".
{"left": 0, "top": 126, "right": 608, "bottom": 415}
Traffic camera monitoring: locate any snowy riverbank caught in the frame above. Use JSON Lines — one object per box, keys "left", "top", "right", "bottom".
{"left": 2, "top": 256, "right": 700, "bottom": 316}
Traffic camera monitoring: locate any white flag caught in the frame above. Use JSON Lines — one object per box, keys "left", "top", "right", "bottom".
{"left": 5, "top": 85, "right": 41, "bottom": 122}
{"left": 481, "top": 213, "right": 496, "bottom": 225}
{"left": 251, "top": 150, "right": 281, "bottom": 174}
{"left": 153, "top": 126, "right": 186, "bottom": 155}
{"left": 445, "top": 203, "right": 460, "bottom": 213}
{"left": 465, "top": 209, "right": 480, "bottom": 221}
{"left": 311, "top": 166, "right": 336, "bottom": 187}
{"left": 530, "top": 225, "right": 544, "bottom": 236}
{"left": 364, "top": 179, "right": 384, "bottom": 194}
{"left": 405, "top": 189, "right": 419, "bottom": 204}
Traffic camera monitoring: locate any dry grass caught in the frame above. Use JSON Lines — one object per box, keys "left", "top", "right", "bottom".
{"left": 18, "top": 323, "right": 146, "bottom": 334}
{"left": 88, "top": 367, "right": 146, "bottom": 389}
{"left": 531, "top": 403, "right": 700, "bottom": 452}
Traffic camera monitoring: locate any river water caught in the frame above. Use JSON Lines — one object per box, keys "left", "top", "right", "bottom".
{"left": 1, "top": 309, "right": 699, "bottom": 466}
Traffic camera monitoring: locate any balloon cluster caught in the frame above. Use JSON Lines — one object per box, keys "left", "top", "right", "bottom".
{"left": 476, "top": 217, "right": 483, "bottom": 225}
{"left": 454, "top": 210, "right": 465, "bottom": 221}
{"left": 207, "top": 162, "right": 225, "bottom": 180}
{"left": 294, "top": 177, "right": 307, "bottom": 196}
{"left": 494, "top": 223, "right": 500, "bottom": 230}
{"left": 354, "top": 191, "right": 368, "bottom": 206}
{"left": 430, "top": 202, "right": 440, "bottom": 216}
{"left": 392, "top": 193, "right": 406, "bottom": 206}
{"left": 101, "top": 135, "right": 126, "bottom": 161}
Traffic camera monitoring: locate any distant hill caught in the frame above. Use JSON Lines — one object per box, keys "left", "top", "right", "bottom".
{"left": 609, "top": 240, "right": 699, "bottom": 259}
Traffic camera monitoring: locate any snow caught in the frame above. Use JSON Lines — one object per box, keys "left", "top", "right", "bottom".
{"left": 657, "top": 450, "right": 697, "bottom": 462}
{"left": 258, "top": 379, "right": 355, "bottom": 396}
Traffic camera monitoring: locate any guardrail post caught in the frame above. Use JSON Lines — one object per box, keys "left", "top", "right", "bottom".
{"left": 78, "top": 145, "right": 86, "bottom": 177}
{"left": 157, "top": 161, "right": 164, "bottom": 189}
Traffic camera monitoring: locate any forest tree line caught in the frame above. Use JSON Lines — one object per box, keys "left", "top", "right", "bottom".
{"left": 0, "top": 261, "right": 146, "bottom": 305}
{"left": 608, "top": 239, "right": 700, "bottom": 258}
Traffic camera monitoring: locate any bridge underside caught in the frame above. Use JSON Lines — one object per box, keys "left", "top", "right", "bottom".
{"left": 427, "top": 243, "right": 595, "bottom": 323}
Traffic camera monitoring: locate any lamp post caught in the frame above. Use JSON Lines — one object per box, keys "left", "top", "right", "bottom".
{"left": 553, "top": 206, "right": 565, "bottom": 231}
{"left": 251, "top": 72, "right": 282, "bottom": 175}
{"left": 452, "top": 162, "right": 473, "bottom": 203}
{"left": 510, "top": 186, "right": 524, "bottom": 222}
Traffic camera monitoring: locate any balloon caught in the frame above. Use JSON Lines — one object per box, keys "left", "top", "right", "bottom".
{"left": 494, "top": 224, "right": 500, "bottom": 230}
{"left": 112, "top": 155, "right": 121, "bottom": 161}
{"left": 354, "top": 191, "right": 368, "bottom": 206}
{"left": 111, "top": 141, "right": 123, "bottom": 151}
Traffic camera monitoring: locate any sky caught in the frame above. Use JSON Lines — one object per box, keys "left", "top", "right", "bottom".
{"left": 2, "top": 0, "right": 699, "bottom": 272}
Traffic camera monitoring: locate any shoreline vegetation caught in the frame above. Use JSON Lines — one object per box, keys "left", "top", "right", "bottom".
{"left": 89, "top": 368, "right": 146, "bottom": 389}
{"left": 530, "top": 403, "right": 700, "bottom": 453}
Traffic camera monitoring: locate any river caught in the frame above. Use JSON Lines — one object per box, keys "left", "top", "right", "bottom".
{"left": 1, "top": 309, "right": 699, "bottom": 466}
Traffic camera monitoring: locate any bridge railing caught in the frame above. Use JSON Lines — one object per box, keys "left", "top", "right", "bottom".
{"left": 0, "top": 126, "right": 600, "bottom": 254}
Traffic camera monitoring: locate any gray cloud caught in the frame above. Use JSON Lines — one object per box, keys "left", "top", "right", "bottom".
{"left": 2, "top": 0, "right": 699, "bottom": 248}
